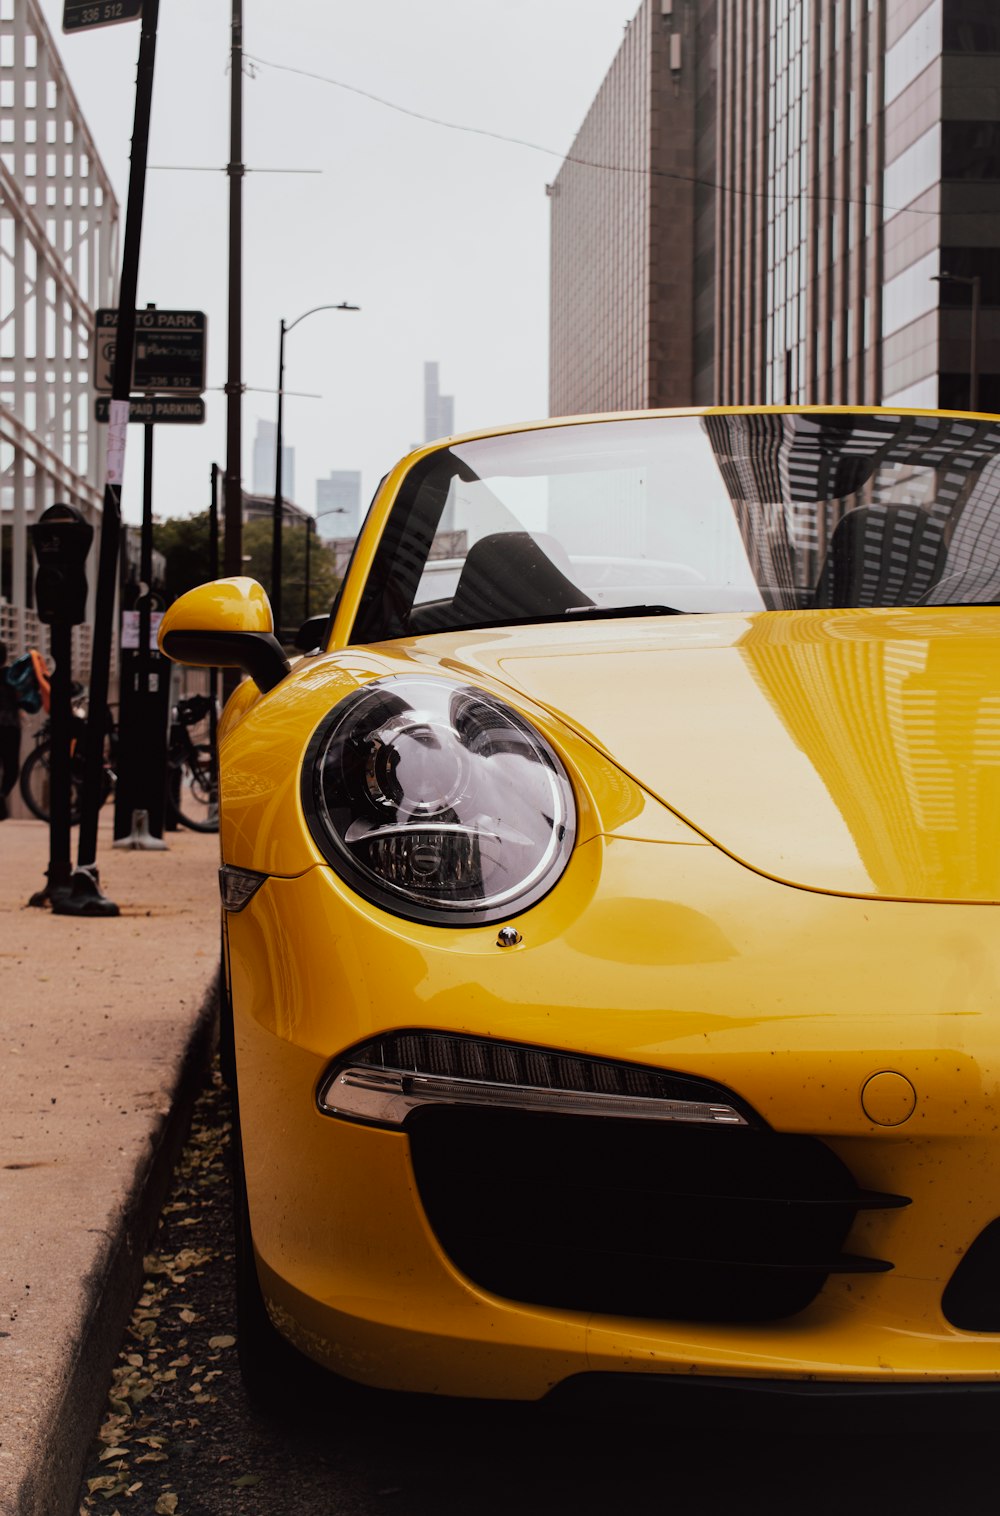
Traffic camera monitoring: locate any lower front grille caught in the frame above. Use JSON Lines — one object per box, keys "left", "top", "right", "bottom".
{"left": 409, "top": 1107, "right": 908, "bottom": 1324}
{"left": 943, "top": 1219, "right": 1000, "bottom": 1331}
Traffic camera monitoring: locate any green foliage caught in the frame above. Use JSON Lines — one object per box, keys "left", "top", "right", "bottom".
{"left": 152, "top": 511, "right": 213, "bottom": 600}
{"left": 240, "top": 518, "right": 340, "bottom": 632}
{"left": 153, "top": 512, "right": 341, "bottom": 634}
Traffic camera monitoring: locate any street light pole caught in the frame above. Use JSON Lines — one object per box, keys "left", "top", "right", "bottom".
{"left": 271, "top": 316, "right": 287, "bottom": 635}
{"left": 932, "top": 270, "right": 982, "bottom": 411}
{"left": 304, "top": 514, "right": 312, "bottom": 620}
{"left": 271, "top": 301, "right": 359, "bottom": 640}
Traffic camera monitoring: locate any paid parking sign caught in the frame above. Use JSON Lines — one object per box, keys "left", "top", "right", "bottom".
{"left": 64, "top": 1, "right": 142, "bottom": 31}
{"left": 95, "top": 396, "right": 205, "bottom": 425}
{"left": 94, "top": 309, "right": 207, "bottom": 395}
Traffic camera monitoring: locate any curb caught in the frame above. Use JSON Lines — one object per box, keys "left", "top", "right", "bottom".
{"left": 10, "top": 973, "right": 219, "bottom": 1516}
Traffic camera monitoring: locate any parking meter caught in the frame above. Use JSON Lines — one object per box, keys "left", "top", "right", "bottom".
{"left": 30, "top": 504, "right": 94, "bottom": 626}
{"left": 26, "top": 504, "right": 94, "bottom": 910}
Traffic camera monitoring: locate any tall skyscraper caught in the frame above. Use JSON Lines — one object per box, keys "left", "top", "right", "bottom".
{"left": 549, "top": 2, "right": 698, "bottom": 414}
{"left": 316, "top": 471, "right": 363, "bottom": 541}
{"left": 550, "top": 0, "right": 1000, "bottom": 415}
{"left": 252, "top": 418, "right": 296, "bottom": 503}
{"left": 424, "top": 362, "right": 455, "bottom": 442}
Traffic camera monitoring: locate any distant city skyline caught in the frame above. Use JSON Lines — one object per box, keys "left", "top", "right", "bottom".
{"left": 316, "top": 471, "right": 363, "bottom": 541}
{"left": 424, "top": 361, "right": 455, "bottom": 443}
{"left": 252, "top": 419, "right": 296, "bottom": 504}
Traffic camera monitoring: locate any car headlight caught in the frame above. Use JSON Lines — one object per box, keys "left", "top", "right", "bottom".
{"left": 302, "top": 676, "right": 576, "bottom": 925}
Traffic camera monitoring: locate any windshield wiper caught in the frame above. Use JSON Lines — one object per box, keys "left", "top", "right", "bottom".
{"left": 411, "top": 604, "right": 687, "bottom": 637}
{"left": 564, "top": 603, "right": 684, "bottom": 619}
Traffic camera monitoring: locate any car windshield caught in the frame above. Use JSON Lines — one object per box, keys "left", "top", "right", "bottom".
{"left": 351, "top": 410, "right": 1000, "bottom": 642}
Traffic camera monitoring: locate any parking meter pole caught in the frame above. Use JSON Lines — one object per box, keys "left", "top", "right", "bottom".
{"left": 48, "top": 622, "right": 73, "bottom": 890}
{"left": 27, "top": 621, "right": 73, "bottom": 909}
{"left": 69, "top": 0, "right": 160, "bottom": 916}
{"left": 26, "top": 505, "right": 93, "bottom": 909}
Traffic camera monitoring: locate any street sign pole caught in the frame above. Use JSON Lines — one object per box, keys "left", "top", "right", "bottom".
{"left": 114, "top": 420, "right": 170, "bottom": 849}
{"left": 62, "top": 0, "right": 161, "bottom": 917}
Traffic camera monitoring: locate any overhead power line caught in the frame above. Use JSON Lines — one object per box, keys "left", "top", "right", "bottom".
{"left": 244, "top": 51, "right": 956, "bottom": 223}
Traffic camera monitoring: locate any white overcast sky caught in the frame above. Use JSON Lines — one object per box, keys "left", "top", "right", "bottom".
{"left": 36, "top": 0, "right": 637, "bottom": 526}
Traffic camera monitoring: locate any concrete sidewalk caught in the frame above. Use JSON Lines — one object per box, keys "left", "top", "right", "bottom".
{"left": 0, "top": 818, "right": 220, "bottom": 1516}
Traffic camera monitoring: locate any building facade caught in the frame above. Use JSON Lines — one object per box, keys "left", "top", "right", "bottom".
{"left": 241, "top": 489, "right": 310, "bottom": 527}
{"left": 0, "top": 0, "right": 118, "bottom": 671}
{"left": 550, "top": 0, "right": 1000, "bottom": 416}
{"left": 549, "top": 0, "right": 698, "bottom": 414}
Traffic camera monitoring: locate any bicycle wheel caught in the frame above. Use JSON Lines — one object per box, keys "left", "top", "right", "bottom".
{"left": 167, "top": 742, "right": 218, "bottom": 832}
{"left": 19, "top": 741, "right": 102, "bottom": 823}
{"left": 19, "top": 743, "right": 58, "bottom": 822}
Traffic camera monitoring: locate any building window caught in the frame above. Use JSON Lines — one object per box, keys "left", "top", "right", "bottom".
{"left": 942, "top": 120, "right": 1000, "bottom": 180}
{"left": 943, "top": 0, "right": 1000, "bottom": 52}
{"left": 883, "top": 122, "right": 941, "bottom": 217}
{"left": 882, "top": 247, "right": 940, "bottom": 338}
{"left": 884, "top": 0, "right": 941, "bottom": 107}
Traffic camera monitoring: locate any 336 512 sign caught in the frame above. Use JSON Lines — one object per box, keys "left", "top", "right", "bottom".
{"left": 63, "top": 1, "right": 142, "bottom": 33}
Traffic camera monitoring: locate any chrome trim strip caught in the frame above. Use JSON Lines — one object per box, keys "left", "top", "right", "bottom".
{"left": 318, "top": 1064, "right": 748, "bottom": 1128}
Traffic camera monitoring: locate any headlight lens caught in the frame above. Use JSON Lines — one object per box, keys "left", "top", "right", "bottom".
{"left": 303, "top": 677, "right": 576, "bottom": 924}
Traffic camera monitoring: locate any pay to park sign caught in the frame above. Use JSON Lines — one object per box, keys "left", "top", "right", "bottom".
{"left": 63, "top": 0, "right": 142, "bottom": 31}
{"left": 94, "top": 309, "right": 207, "bottom": 396}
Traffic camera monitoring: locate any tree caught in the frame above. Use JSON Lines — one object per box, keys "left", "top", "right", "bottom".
{"left": 153, "top": 512, "right": 341, "bottom": 635}
{"left": 240, "top": 518, "right": 340, "bottom": 633}
{"left": 152, "top": 511, "right": 213, "bottom": 600}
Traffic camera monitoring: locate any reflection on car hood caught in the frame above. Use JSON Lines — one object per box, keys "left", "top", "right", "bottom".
{"left": 405, "top": 606, "right": 1000, "bottom": 904}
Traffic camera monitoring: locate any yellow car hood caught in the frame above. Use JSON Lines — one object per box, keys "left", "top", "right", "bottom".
{"left": 402, "top": 605, "right": 1000, "bottom": 904}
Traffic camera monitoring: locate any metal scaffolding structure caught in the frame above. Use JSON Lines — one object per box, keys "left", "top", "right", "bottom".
{"left": 0, "top": 0, "right": 118, "bottom": 676}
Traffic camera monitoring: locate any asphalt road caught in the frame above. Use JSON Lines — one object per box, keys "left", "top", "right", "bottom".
{"left": 77, "top": 1069, "right": 999, "bottom": 1516}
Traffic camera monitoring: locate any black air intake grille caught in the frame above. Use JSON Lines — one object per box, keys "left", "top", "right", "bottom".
{"left": 409, "top": 1108, "right": 908, "bottom": 1324}
{"left": 943, "top": 1219, "right": 1000, "bottom": 1331}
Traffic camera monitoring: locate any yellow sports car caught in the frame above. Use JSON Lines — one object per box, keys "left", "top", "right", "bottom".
{"left": 160, "top": 407, "right": 1000, "bottom": 1414}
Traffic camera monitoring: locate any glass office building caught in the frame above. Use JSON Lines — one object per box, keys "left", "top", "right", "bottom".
{"left": 548, "top": 0, "right": 697, "bottom": 414}
{"left": 550, "top": 0, "right": 1000, "bottom": 414}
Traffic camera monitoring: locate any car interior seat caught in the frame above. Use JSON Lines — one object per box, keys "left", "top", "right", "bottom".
{"left": 448, "top": 531, "right": 595, "bottom": 626}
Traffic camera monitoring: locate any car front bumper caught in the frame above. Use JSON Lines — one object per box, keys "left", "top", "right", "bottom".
{"left": 228, "top": 834, "right": 1000, "bottom": 1400}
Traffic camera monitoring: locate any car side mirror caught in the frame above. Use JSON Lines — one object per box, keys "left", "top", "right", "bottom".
{"left": 157, "top": 577, "right": 291, "bottom": 693}
{"left": 294, "top": 614, "right": 328, "bottom": 652}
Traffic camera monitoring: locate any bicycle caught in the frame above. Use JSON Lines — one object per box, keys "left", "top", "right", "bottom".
{"left": 19, "top": 693, "right": 217, "bottom": 833}
{"left": 18, "top": 691, "right": 114, "bottom": 825}
{"left": 165, "top": 692, "right": 218, "bottom": 833}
